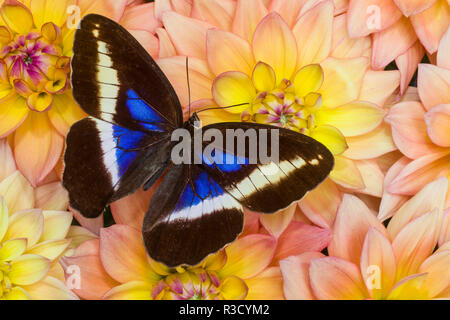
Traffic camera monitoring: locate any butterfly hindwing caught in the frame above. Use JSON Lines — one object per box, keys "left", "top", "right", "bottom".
{"left": 142, "top": 164, "right": 244, "bottom": 267}
{"left": 199, "top": 122, "right": 335, "bottom": 213}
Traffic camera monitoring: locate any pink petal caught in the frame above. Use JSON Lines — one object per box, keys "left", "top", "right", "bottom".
{"left": 162, "top": 11, "right": 214, "bottom": 59}
{"left": 298, "top": 178, "right": 342, "bottom": 229}
{"left": 269, "top": 0, "right": 307, "bottom": 28}
{"left": 120, "top": 2, "right": 162, "bottom": 33}
{"left": 128, "top": 30, "right": 159, "bottom": 58}
{"left": 191, "top": 0, "right": 236, "bottom": 31}
{"left": 206, "top": 29, "right": 255, "bottom": 76}
{"left": 418, "top": 64, "right": 450, "bottom": 111}
{"left": 410, "top": 0, "right": 450, "bottom": 54}
{"left": 388, "top": 152, "right": 450, "bottom": 195}
{"left": 354, "top": 159, "right": 385, "bottom": 197}
{"left": 309, "top": 257, "right": 368, "bottom": 299}
{"left": 331, "top": 14, "right": 372, "bottom": 59}
{"left": 62, "top": 239, "right": 119, "bottom": 300}
{"left": 13, "top": 112, "right": 63, "bottom": 187}
{"left": 35, "top": 181, "right": 68, "bottom": 211}
{"left": 292, "top": 0, "right": 333, "bottom": 67}
{"left": 232, "top": 0, "right": 268, "bottom": 43}
{"left": 424, "top": 104, "right": 450, "bottom": 147}
{"left": 78, "top": 0, "right": 128, "bottom": 21}
{"left": 171, "top": 0, "right": 192, "bottom": 16}
{"left": 155, "top": 28, "right": 176, "bottom": 58}
{"left": 70, "top": 207, "right": 103, "bottom": 236}
{"left": 100, "top": 225, "right": 155, "bottom": 284}
{"left": 418, "top": 249, "right": 450, "bottom": 298}
{"left": 347, "top": 0, "right": 402, "bottom": 38}
{"left": 395, "top": 41, "right": 425, "bottom": 95}
{"left": 328, "top": 194, "right": 389, "bottom": 265}
{"left": 0, "top": 138, "right": 16, "bottom": 181}
{"left": 359, "top": 70, "right": 400, "bottom": 107}
{"left": 242, "top": 209, "right": 262, "bottom": 236}
{"left": 439, "top": 208, "right": 450, "bottom": 246}
{"left": 154, "top": 0, "right": 173, "bottom": 20}
{"left": 378, "top": 157, "right": 411, "bottom": 221}
{"left": 280, "top": 252, "right": 325, "bottom": 300}
{"left": 273, "top": 221, "right": 331, "bottom": 264}
{"left": 394, "top": 0, "right": 437, "bottom": 16}
{"left": 385, "top": 101, "right": 442, "bottom": 159}
{"left": 157, "top": 56, "right": 214, "bottom": 107}
{"left": 372, "top": 17, "right": 418, "bottom": 70}
{"left": 437, "top": 27, "right": 450, "bottom": 69}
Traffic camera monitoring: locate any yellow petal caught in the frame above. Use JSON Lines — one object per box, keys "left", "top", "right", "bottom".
{"left": 202, "top": 250, "right": 227, "bottom": 271}
{"left": 27, "top": 91, "right": 53, "bottom": 112}
{"left": 206, "top": 29, "right": 255, "bottom": 76}
{"left": 252, "top": 62, "right": 276, "bottom": 93}
{"left": 292, "top": 0, "right": 333, "bottom": 67}
{"left": 31, "top": 0, "right": 76, "bottom": 29}
{"left": 0, "top": 238, "right": 27, "bottom": 261}
{"left": 0, "top": 93, "right": 29, "bottom": 138}
{"left": 9, "top": 254, "right": 50, "bottom": 286}
{"left": 0, "top": 195, "right": 8, "bottom": 242}
{"left": 392, "top": 209, "right": 441, "bottom": 281}
{"left": 3, "top": 286, "right": 31, "bottom": 300}
{"left": 48, "top": 91, "right": 86, "bottom": 137}
{"left": 212, "top": 71, "right": 255, "bottom": 112}
{"left": 293, "top": 64, "right": 324, "bottom": 97}
{"left": 316, "top": 101, "right": 386, "bottom": 137}
{"left": 319, "top": 57, "right": 369, "bottom": 107}
{"left": 387, "top": 273, "right": 429, "bottom": 300}
{"left": 3, "top": 209, "right": 43, "bottom": 248}
{"left": 103, "top": 281, "right": 153, "bottom": 300}
{"left": 418, "top": 250, "right": 450, "bottom": 298}
{"left": 27, "top": 239, "right": 71, "bottom": 261}
{"left": 245, "top": 266, "right": 284, "bottom": 300}
{"left": 22, "top": 275, "right": 78, "bottom": 300}
{"left": 252, "top": 12, "right": 298, "bottom": 84}
{"left": 360, "top": 228, "right": 397, "bottom": 300}
{"left": 220, "top": 276, "right": 248, "bottom": 300}
{"left": 0, "top": 171, "right": 34, "bottom": 213}
{"left": 329, "top": 156, "right": 365, "bottom": 190}
{"left": 0, "top": 0, "right": 34, "bottom": 34}
{"left": 40, "top": 211, "right": 72, "bottom": 242}
{"left": 310, "top": 125, "right": 347, "bottom": 155}
{"left": 65, "top": 226, "right": 97, "bottom": 250}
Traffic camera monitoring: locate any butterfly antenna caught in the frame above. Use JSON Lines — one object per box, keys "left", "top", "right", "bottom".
{"left": 196, "top": 102, "right": 250, "bottom": 114}
{"left": 186, "top": 56, "right": 191, "bottom": 118}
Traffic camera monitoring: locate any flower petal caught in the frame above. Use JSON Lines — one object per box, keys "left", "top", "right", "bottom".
{"left": 360, "top": 228, "right": 397, "bottom": 299}
{"left": 329, "top": 155, "right": 365, "bottom": 190}
{"left": 385, "top": 101, "right": 443, "bottom": 159}
{"left": 259, "top": 203, "right": 295, "bottom": 238}
{"left": 0, "top": 93, "right": 29, "bottom": 138}
{"left": 27, "top": 239, "right": 71, "bottom": 261}
{"left": 220, "top": 275, "right": 248, "bottom": 300}
{"left": 331, "top": 14, "right": 372, "bottom": 59}
{"left": 48, "top": 91, "right": 86, "bottom": 137}
{"left": 387, "top": 273, "right": 429, "bottom": 299}
{"left": 410, "top": 0, "right": 450, "bottom": 54}
{"left": 218, "top": 234, "right": 276, "bottom": 280}
{"left": 388, "top": 177, "right": 448, "bottom": 238}
{"left": 252, "top": 62, "right": 276, "bottom": 93}
{"left": 395, "top": 41, "right": 425, "bottom": 95}
{"left": 155, "top": 28, "right": 176, "bottom": 59}
{"left": 317, "top": 101, "right": 386, "bottom": 137}
{"left": 269, "top": 0, "right": 306, "bottom": 27}
{"left": 293, "top": 64, "right": 324, "bottom": 97}
{"left": 158, "top": 56, "right": 214, "bottom": 107}
{"left": 3, "top": 209, "right": 43, "bottom": 248}
{"left": 232, "top": 0, "right": 268, "bottom": 43}
{"left": 78, "top": 0, "right": 128, "bottom": 21}
{"left": 30, "top": 0, "right": 75, "bottom": 29}
{"left": 280, "top": 252, "right": 325, "bottom": 300}
{"left": 0, "top": 170, "right": 34, "bottom": 213}
{"left": 424, "top": 104, "right": 450, "bottom": 147}
{"left": 273, "top": 221, "right": 331, "bottom": 264}
{"left": 35, "top": 182, "right": 69, "bottom": 212}
{"left": 100, "top": 225, "right": 159, "bottom": 284}
{"left": 298, "top": 178, "right": 342, "bottom": 229}
{"left": 392, "top": 209, "right": 441, "bottom": 280}
{"left": 245, "top": 267, "right": 284, "bottom": 300}
{"left": 3, "top": 286, "right": 31, "bottom": 300}
{"left": 437, "top": 27, "right": 450, "bottom": 69}
{"left": 162, "top": 11, "right": 213, "bottom": 59}
{"left": 328, "top": 194, "right": 388, "bottom": 265}
{"left": 212, "top": 71, "right": 255, "bottom": 111}
{"left": 0, "top": 138, "right": 16, "bottom": 181}
{"left": 359, "top": 70, "right": 400, "bottom": 107}
{"left": 310, "top": 125, "right": 348, "bottom": 155}
{"left": 252, "top": 12, "right": 298, "bottom": 83}
{"left": 418, "top": 64, "right": 450, "bottom": 111}
{"left": 191, "top": 0, "right": 235, "bottom": 31}
{"left": 0, "top": 238, "right": 27, "bottom": 261}
{"left": 119, "top": 2, "right": 161, "bottom": 34}
{"left": 103, "top": 281, "right": 153, "bottom": 300}
{"left": 23, "top": 275, "right": 79, "bottom": 300}
{"left": 14, "top": 112, "right": 64, "bottom": 187}
{"left": 319, "top": 57, "right": 369, "bottom": 107}
{"left": 418, "top": 250, "right": 450, "bottom": 298}
{"left": 372, "top": 17, "right": 418, "bottom": 70}
{"left": 394, "top": 0, "right": 437, "bottom": 16}
{"left": 347, "top": 0, "right": 402, "bottom": 37}
{"left": 292, "top": 0, "right": 333, "bottom": 67}
{"left": 206, "top": 29, "right": 255, "bottom": 76}
{"left": 9, "top": 254, "right": 50, "bottom": 286}
{"left": 0, "top": 0, "right": 34, "bottom": 34}
{"left": 309, "top": 257, "right": 368, "bottom": 300}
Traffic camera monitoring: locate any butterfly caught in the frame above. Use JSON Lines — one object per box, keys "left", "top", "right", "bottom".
{"left": 63, "top": 14, "right": 335, "bottom": 267}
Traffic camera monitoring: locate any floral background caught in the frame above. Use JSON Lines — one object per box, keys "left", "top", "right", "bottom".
{"left": 0, "top": 0, "right": 448, "bottom": 300}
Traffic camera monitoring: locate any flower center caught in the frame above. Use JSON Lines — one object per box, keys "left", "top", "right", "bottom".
{"left": 0, "top": 261, "right": 12, "bottom": 298}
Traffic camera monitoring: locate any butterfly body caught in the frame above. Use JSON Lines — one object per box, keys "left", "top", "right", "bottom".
{"left": 64, "top": 14, "right": 334, "bottom": 267}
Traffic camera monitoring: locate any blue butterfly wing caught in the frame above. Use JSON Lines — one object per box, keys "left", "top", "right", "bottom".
{"left": 63, "top": 14, "right": 180, "bottom": 218}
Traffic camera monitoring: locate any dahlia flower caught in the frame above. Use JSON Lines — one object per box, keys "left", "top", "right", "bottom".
{"left": 281, "top": 177, "right": 450, "bottom": 299}
{"left": 62, "top": 224, "right": 284, "bottom": 300}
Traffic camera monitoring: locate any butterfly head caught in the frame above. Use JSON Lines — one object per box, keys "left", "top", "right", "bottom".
{"left": 184, "top": 112, "right": 201, "bottom": 130}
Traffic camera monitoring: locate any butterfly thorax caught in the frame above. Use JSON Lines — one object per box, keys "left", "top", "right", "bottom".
{"left": 183, "top": 112, "right": 201, "bottom": 130}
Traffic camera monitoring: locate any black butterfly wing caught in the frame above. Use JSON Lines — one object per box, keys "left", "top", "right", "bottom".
{"left": 199, "top": 122, "right": 335, "bottom": 213}
{"left": 142, "top": 164, "right": 243, "bottom": 267}
{"left": 63, "top": 14, "right": 182, "bottom": 218}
